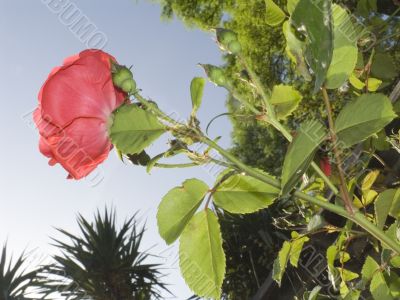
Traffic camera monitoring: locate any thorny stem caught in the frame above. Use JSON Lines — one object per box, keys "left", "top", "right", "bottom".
{"left": 131, "top": 74, "right": 400, "bottom": 254}
{"left": 200, "top": 135, "right": 400, "bottom": 254}
{"left": 321, "top": 87, "right": 354, "bottom": 214}
{"left": 364, "top": 49, "right": 375, "bottom": 92}
{"left": 154, "top": 162, "right": 201, "bottom": 169}
{"left": 237, "top": 56, "right": 339, "bottom": 195}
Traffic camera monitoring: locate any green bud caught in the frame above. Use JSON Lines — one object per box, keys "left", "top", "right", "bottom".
{"left": 209, "top": 68, "right": 226, "bottom": 86}
{"left": 112, "top": 66, "right": 133, "bottom": 87}
{"left": 200, "top": 64, "right": 227, "bottom": 87}
{"left": 121, "top": 79, "right": 137, "bottom": 93}
{"left": 216, "top": 28, "right": 238, "bottom": 46}
{"left": 228, "top": 40, "right": 242, "bottom": 54}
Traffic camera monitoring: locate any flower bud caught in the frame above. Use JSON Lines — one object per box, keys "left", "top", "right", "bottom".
{"left": 216, "top": 28, "right": 242, "bottom": 54}
{"left": 112, "top": 65, "right": 137, "bottom": 93}
{"left": 216, "top": 28, "right": 238, "bottom": 46}
{"left": 121, "top": 79, "right": 137, "bottom": 93}
{"left": 228, "top": 40, "right": 242, "bottom": 54}
{"left": 200, "top": 64, "right": 227, "bottom": 87}
{"left": 210, "top": 68, "right": 226, "bottom": 86}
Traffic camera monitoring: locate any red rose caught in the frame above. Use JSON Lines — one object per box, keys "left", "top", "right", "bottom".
{"left": 34, "top": 50, "right": 126, "bottom": 179}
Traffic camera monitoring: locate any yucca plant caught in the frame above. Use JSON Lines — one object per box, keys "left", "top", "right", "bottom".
{"left": 38, "top": 209, "right": 169, "bottom": 300}
{"left": 0, "top": 244, "right": 39, "bottom": 300}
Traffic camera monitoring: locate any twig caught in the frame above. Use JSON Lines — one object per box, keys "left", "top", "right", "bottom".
{"left": 321, "top": 87, "right": 354, "bottom": 214}
{"left": 390, "top": 79, "right": 400, "bottom": 103}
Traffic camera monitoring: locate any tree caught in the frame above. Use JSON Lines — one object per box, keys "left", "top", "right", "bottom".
{"left": 38, "top": 209, "right": 169, "bottom": 300}
{"left": 0, "top": 244, "right": 39, "bottom": 300}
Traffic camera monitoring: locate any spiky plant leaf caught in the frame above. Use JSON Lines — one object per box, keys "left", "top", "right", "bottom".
{"left": 38, "top": 208, "right": 169, "bottom": 300}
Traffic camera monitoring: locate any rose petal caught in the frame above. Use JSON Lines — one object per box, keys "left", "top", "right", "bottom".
{"left": 39, "top": 50, "right": 125, "bottom": 128}
{"left": 43, "top": 117, "right": 112, "bottom": 179}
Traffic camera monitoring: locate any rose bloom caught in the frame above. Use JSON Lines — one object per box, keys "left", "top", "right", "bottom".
{"left": 34, "top": 50, "right": 126, "bottom": 179}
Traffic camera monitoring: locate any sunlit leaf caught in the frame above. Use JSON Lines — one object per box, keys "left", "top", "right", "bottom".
{"left": 281, "top": 120, "right": 327, "bottom": 195}
{"left": 213, "top": 173, "right": 280, "bottom": 214}
{"left": 110, "top": 104, "right": 166, "bottom": 154}
{"left": 371, "top": 272, "right": 393, "bottom": 300}
{"left": 335, "top": 94, "right": 396, "bottom": 148}
{"left": 179, "top": 209, "right": 225, "bottom": 299}
{"left": 287, "top": 0, "right": 299, "bottom": 14}
{"left": 375, "top": 189, "right": 400, "bottom": 230}
{"left": 282, "top": 21, "right": 312, "bottom": 81}
{"left": 265, "top": 0, "right": 286, "bottom": 26}
{"left": 270, "top": 84, "right": 303, "bottom": 120}
{"left": 190, "top": 77, "right": 206, "bottom": 116}
{"left": 157, "top": 179, "right": 209, "bottom": 245}
{"left": 289, "top": 232, "right": 309, "bottom": 267}
{"left": 349, "top": 73, "right": 365, "bottom": 90}
{"left": 291, "top": 0, "right": 333, "bottom": 92}
{"left": 272, "top": 241, "right": 291, "bottom": 286}
{"left": 368, "top": 78, "right": 383, "bottom": 92}
{"left": 362, "top": 256, "right": 380, "bottom": 283}
{"left": 325, "top": 5, "right": 358, "bottom": 89}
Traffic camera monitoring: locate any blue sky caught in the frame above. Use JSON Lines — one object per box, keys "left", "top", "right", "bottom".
{"left": 0, "top": 0, "right": 231, "bottom": 298}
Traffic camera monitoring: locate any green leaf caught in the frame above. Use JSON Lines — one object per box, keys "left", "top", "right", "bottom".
{"left": 361, "top": 256, "right": 380, "bottom": 283}
{"left": 362, "top": 170, "right": 380, "bottom": 193}
{"left": 349, "top": 73, "right": 365, "bottom": 90}
{"left": 375, "top": 189, "right": 400, "bottom": 230}
{"left": 291, "top": 0, "right": 333, "bottom": 92}
{"left": 368, "top": 78, "right": 383, "bottom": 92}
{"left": 343, "top": 289, "right": 361, "bottom": 300}
{"left": 115, "top": 147, "right": 124, "bottom": 161}
{"left": 179, "top": 209, "right": 225, "bottom": 299}
{"left": 200, "top": 64, "right": 228, "bottom": 87}
{"left": 338, "top": 268, "right": 359, "bottom": 282}
{"left": 287, "top": 0, "right": 299, "bottom": 14}
{"left": 281, "top": 120, "right": 327, "bottom": 195}
{"left": 146, "top": 152, "right": 165, "bottom": 174}
{"left": 335, "top": 93, "right": 396, "bottom": 148}
{"left": 110, "top": 104, "right": 166, "bottom": 154}
{"left": 327, "top": 245, "right": 339, "bottom": 289}
{"left": 325, "top": 5, "right": 358, "bottom": 89}
{"left": 289, "top": 232, "right": 309, "bottom": 267}
{"left": 157, "top": 179, "right": 209, "bottom": 245}
{"left": 371, "top": 53, "right": 398, "bottom": 81}
{"left": 384, "top": 222, "right": 400, "bottom": 250}
{"left": 190, "top": 77, "right": 206, "bottom": 116}
{"left": 386, "top": 272, "right": 400, "bottom": 298}
{"left": 213, "top": 173, "right": 280, "bottom": 214}
{"left": 389, "top": 189, "right": 400, "bottom": 218}
{"left": 307, "top": 214, "right": 326, "bottom": 232}
{"left": 270, "top": 84, "right": 303, "bottom": 120}
{"left": 308, "top": 286, "right": 322, "bottom": 300}
{"left": 371, "top": 272, "right": 393, "bottom": 300}
{"left": 265, "top": 0, "right": 286, "bottom": 26}
{"left": 356, "top": 0, "right": 377, "bottom": 17}
{"left": 282, "top": 21, "right": 312, "bottom": 81}
{"left": 272, "top": 241, "right": 291, "bottom": 286}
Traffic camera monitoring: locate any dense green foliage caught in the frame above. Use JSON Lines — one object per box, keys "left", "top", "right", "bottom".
{"left": 153, "top": 0, "right": 400, "bottom": 299}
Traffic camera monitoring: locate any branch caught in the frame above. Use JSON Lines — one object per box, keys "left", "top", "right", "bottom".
{"left": 200, "top": 135, "right": 400, "bottom": 254}
{"left": 390, "top": 79, "right": 400, "bottom": 103}
{"left": 321, "top": 87, "right": 354, "bottom": 214}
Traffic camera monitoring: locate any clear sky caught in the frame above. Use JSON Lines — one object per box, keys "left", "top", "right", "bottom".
{"left": 0, "top": 0, "right": 231, "bottom": 298}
